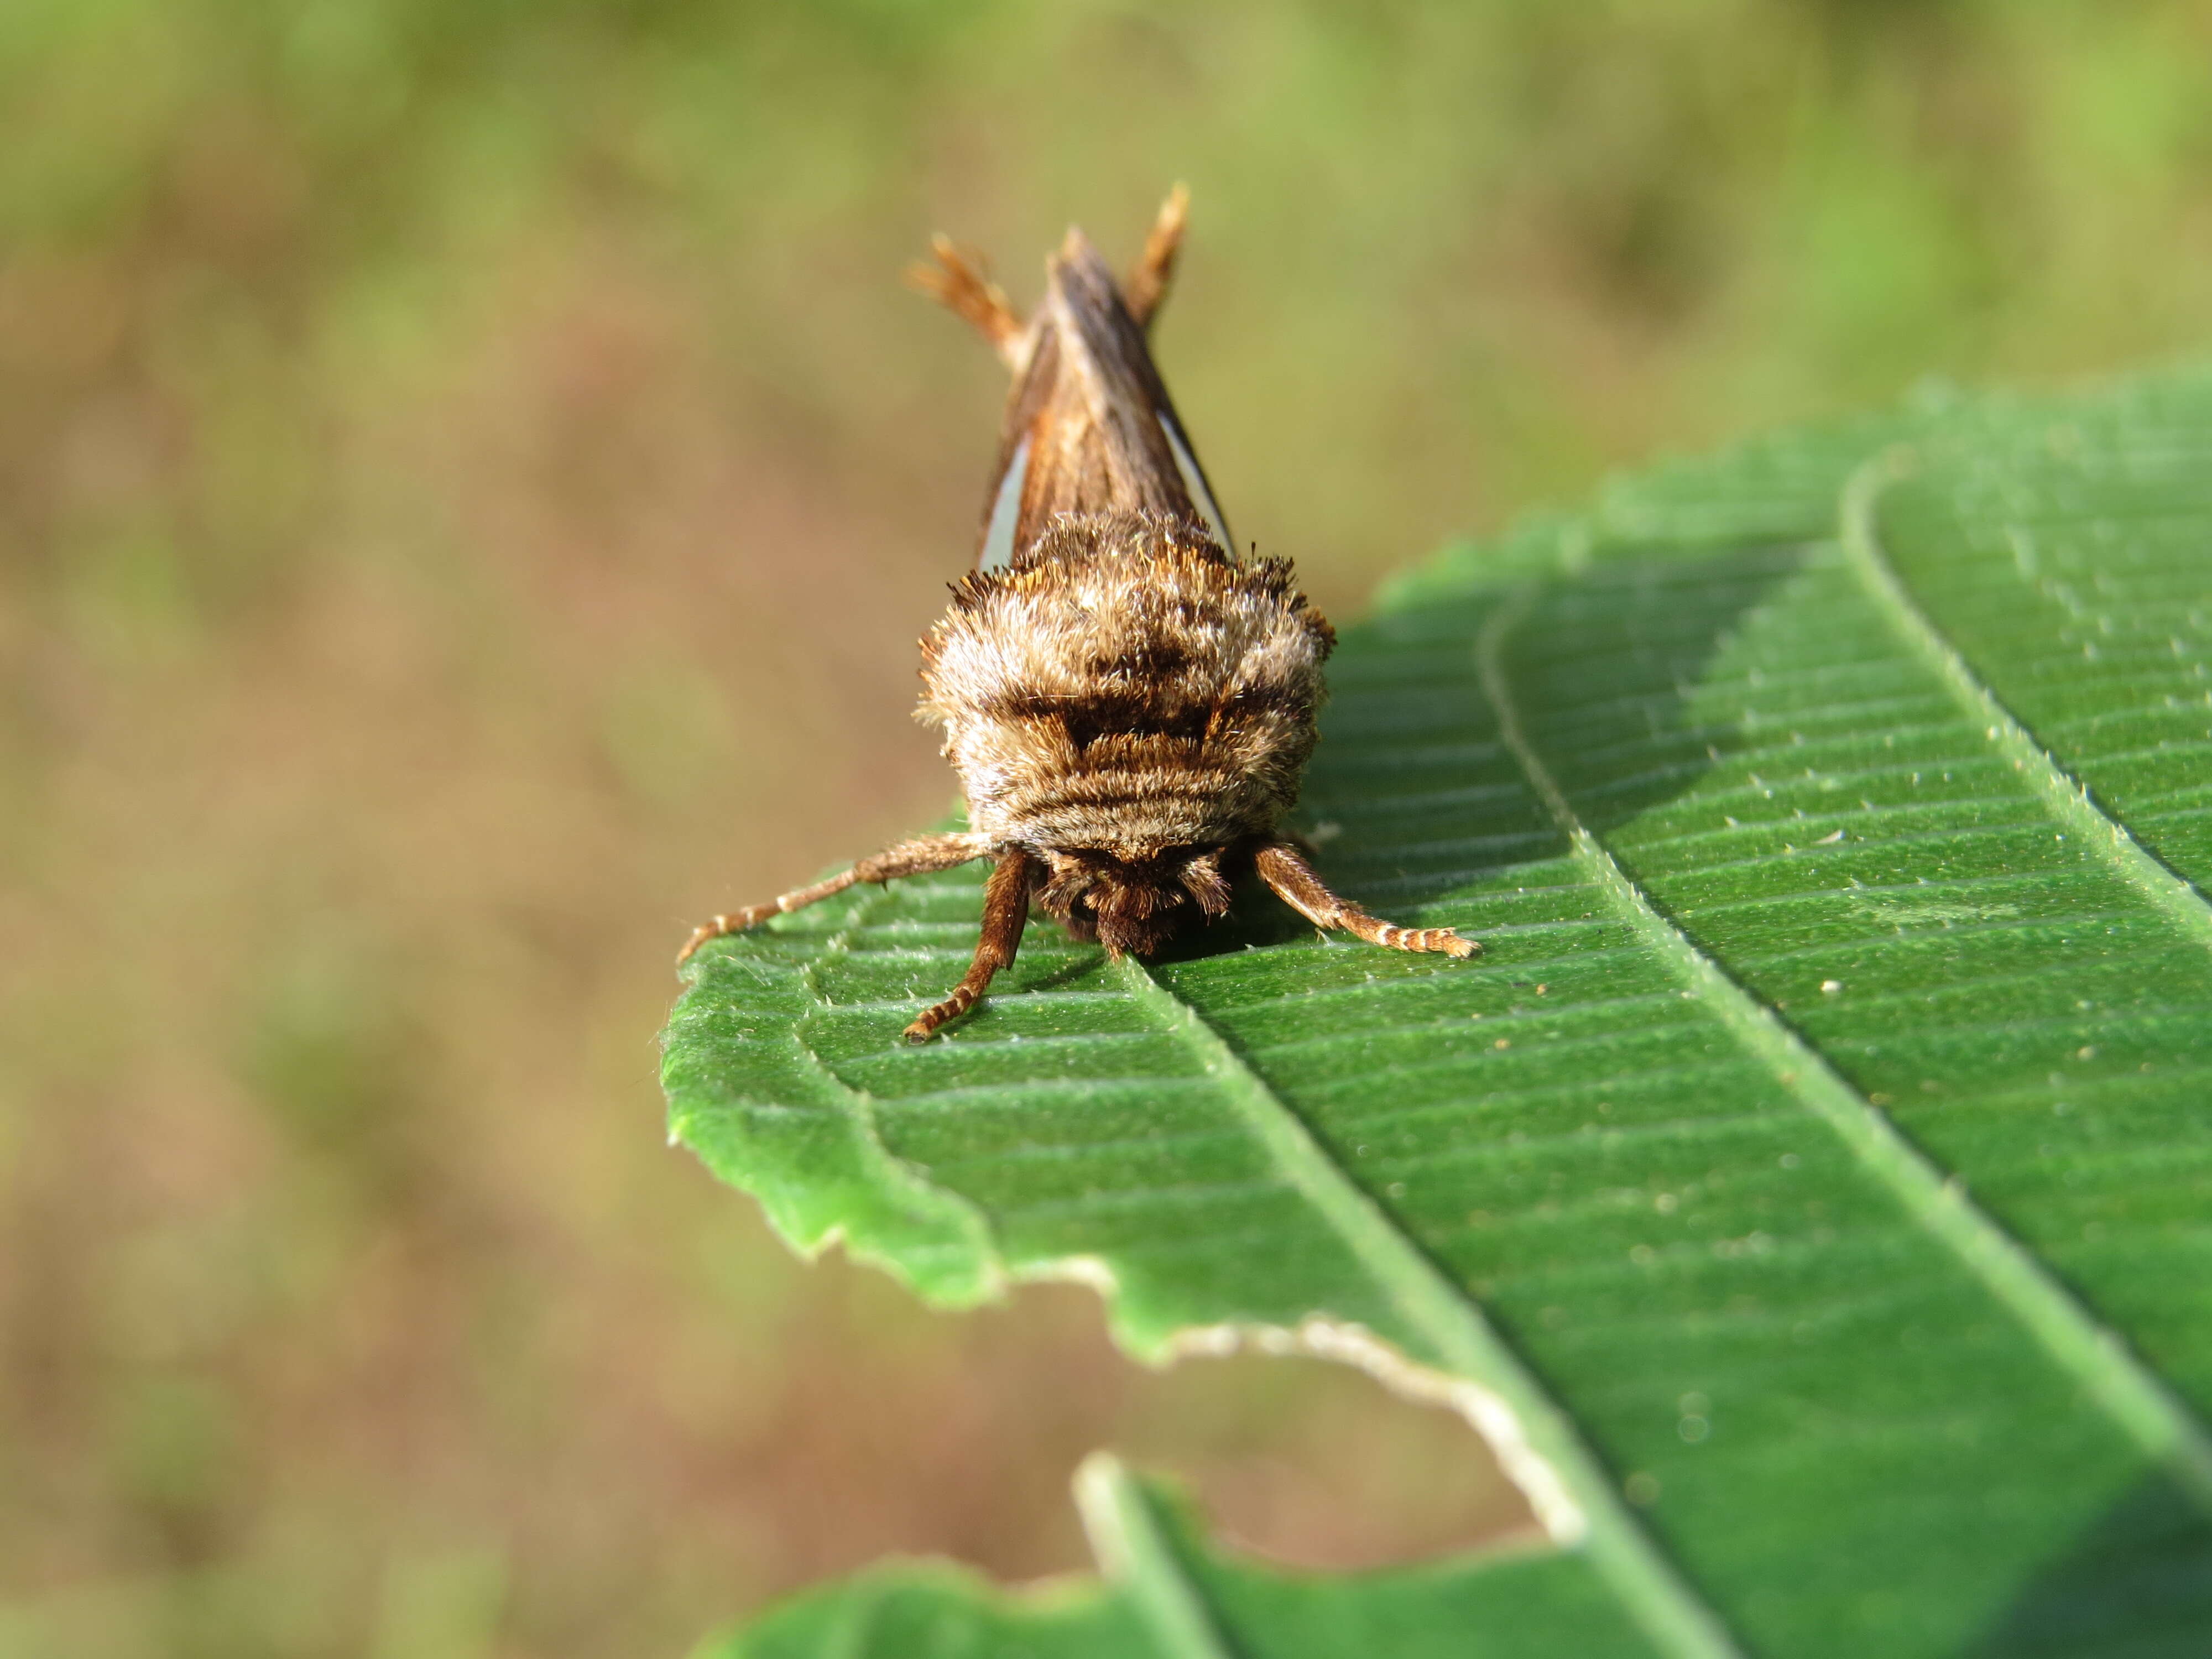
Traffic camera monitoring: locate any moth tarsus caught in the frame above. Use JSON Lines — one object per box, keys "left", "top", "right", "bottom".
{"left": 674, "top": 832, "right": 985, "bottom": 968}
{"left": 1121, "top": 180, "right": 1187, "bottom": 331}
{"left": 1252, "top": 841, "right": 1478, "bottom": 958}
{"left": 682, "top": 187, "right": 1478, "bottom": 1037}
{"left": 904, "top": 236, "right": 1024, "bottom": 367}
{"left": 901, "top": 847, "right": 1037, "bottom": 1044}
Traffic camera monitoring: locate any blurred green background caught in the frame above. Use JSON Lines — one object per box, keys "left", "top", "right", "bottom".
{"left": 7, "top": 2, "right": 2212, "bottom": 1654}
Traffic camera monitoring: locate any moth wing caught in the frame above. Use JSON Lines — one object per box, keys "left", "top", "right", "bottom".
{"left": 977, "top": 431, "right": 1031, "bottom": 573}
{"left": 975, "top": 229, "right": 1234, "bottom": 571}
{"left": 1157, "top": 404, "right": 1234, "bottom": 560}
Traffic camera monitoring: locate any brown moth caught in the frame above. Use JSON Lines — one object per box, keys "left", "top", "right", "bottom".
{"left": 679, "top": 187, "right": 1477, "bottom": 1041}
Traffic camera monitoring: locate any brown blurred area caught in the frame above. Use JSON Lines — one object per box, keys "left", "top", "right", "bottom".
{"left": 8, "top": 3, "right": 2212, "bottom": 1653}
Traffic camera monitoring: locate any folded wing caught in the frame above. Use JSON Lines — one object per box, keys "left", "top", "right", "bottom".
{"left": 978, "top": 229, "right": 1235, "bottom": 571}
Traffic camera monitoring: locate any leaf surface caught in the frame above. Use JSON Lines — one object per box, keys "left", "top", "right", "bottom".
{"left": 665, "top": 369, "right": 2212, "bottom": 1658}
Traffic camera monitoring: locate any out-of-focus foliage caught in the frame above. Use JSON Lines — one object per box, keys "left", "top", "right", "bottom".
{"left": 9, "top": 3, "right": 2212, "bottom": 1655}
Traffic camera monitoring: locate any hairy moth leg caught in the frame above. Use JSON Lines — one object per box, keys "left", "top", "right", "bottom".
{"left": 905, "top": 847, "right": 1039, "bottom": 1044}
{"left": 1123, "top": 182, "right": 1190, "bottom": 330}
{"left": 677, "top": 832, "right": 991, "bottom": 966}
{"left": 1254, "top": 839, "right": 1479, "bottom": 959}
{"left": 905, "top": 236, "right": 1026, "bottom": 368}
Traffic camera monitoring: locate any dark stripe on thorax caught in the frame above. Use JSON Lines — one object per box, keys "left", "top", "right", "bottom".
{"left": 979, "top": 679, "right": 1312, "bottom": 753}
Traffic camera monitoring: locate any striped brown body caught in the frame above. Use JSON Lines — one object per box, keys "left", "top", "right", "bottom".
{"left": 921, "top": 514, "right": 1332, "bottom": 957}
{"left": 680, "top": 190, "right": 1476, "bottom": 1041}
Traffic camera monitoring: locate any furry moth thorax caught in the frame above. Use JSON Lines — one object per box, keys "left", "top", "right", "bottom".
{"left": 921, "top": 510, "right": 1335, "bottom": 957}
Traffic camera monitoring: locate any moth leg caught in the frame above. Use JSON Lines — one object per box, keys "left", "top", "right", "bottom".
{"left": 1254, "top": 840, "right": 1480, "bottom": 959}
{"left": 905, "top": 236, "right": 1026, "bottom": 369}
{"left": 904, "top": 847, "right": 1038, "bottom": 1043}
{"left": 1124, "top": 181, "right": 1190, "bottom": 331}
{"left": 677, "top": 833, "right": 991, "bottom": 966}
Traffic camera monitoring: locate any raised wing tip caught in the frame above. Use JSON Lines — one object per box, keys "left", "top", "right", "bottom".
{"left": 1051, "top": 224, "right": 1109, "bottom": 273}
{"left": 1046, "top": 228, "right": 1125, "bottom": 321}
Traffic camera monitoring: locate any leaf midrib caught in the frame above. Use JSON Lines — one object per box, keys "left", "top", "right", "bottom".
{"left": 1481, "top": 554, "right": 2212, "bottom": 1511}
{"left": 1108, "top": 958, "right": 1743, "bottom": 1659}
{"left": 1076, "top": 1455, "right": 1237, "bottom": 1659}
{"left": 1843, "top": 454, "right": 2212, "bottom": 943}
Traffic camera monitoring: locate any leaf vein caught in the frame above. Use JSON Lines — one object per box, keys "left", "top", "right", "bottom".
{"left": 1482, "top": 573, "right": 2212, "bottom": 1512}
{"left": 1111, "top": 950, "right": 1744, "bottom": 1656}
{"left": 1841, "top": 457, "right": 2212, "bottom": 950}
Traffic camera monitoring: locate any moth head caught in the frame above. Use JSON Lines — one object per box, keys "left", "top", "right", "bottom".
{"left": 1036, "top": 844, "right": 1232, "bottom": 959}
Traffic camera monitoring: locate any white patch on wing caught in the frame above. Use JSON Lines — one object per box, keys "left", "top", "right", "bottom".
{"left": 1160, "top": 410, "right": 1235, "bottom": 558}
{"left": 980, "top": 432, "right": 1031, "bottom": 572}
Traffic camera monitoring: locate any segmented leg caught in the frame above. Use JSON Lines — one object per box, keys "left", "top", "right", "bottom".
{"left": 1123, "top": 182, "right": 1190, "bottom": 330}
{"left": 905, "top": 236, "right": 1026, "bottom": 368}
{"left": 1254, "top": 840, "right": 1479, "bottom": 959}
{"left": 677, "top": 833, "right": 990, "bottom": 966}
{"left": 905, "top": 847, "right": 1037, "bottom": 1043}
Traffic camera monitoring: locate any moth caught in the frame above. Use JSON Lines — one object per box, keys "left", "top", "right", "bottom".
{"left": 680, "top": 187, "right": 1477, "bottom": 1041}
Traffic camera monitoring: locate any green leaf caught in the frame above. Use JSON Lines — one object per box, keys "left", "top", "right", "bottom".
{"left": 713, "top": 1458, "right": 1651, "bottom": 1659}
{"left": 665, "top": 367, "right": 2212, "bottom": 1657}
